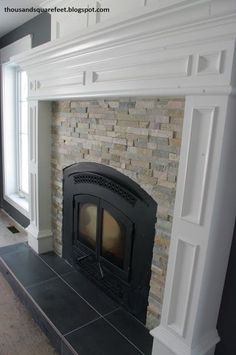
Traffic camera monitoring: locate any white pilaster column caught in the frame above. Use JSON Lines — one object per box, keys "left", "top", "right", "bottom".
{"left": 27, "top": 100, "right": 53, "bottom": 254}
{"left": 151, "top": 94, "right": 236, "bottom": 355}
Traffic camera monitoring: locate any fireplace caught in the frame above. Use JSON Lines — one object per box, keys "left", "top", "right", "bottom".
{"left": 51, "top": 97, "right": 185, "bottom": 329}
{"left": 11, "top": 2, "right": 236, "bottom": 353}
{"left": 63, "top": 162, "right": 157, "bottom": 322}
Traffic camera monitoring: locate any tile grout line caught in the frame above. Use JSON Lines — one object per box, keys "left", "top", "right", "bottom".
{"left": 38, "top": 254, "right": 147, "bottom": 354}
{"left": 115, "top": 304, "right": 152, "bottom": 329}
{"left": 0, "top": 257, "right": 66, "bottom": 340}
{"left": 26, "top": 275, "right": 60, "bottom": 290}
{"left": 0, "top": 256, "right": 86, "bottom": 355}
{"left": 63, "top": 316, "right": 102, "bottom": 337}
{"left": 100, "top": 306, "right": 121, "bottom": 318}
{"left": 102, "top": 316, "right": 145, "bottom": 355}
{"left": 38, "top": 254, "right": 106, "bottom": 317}
{"left": 2, "top": 246, "right": 149, "bottom": 355}
{"left": 1, "top": 243, "right": 105, "bottom": 319}
{"left": 59, "top": 269, "right": 75, "bottom": 277}
{"left": 63, "top": 306, "right": 122, "bottom": 338}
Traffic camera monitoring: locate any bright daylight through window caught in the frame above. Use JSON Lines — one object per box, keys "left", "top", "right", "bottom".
{"left": 17, "top": 70, "right": 29, "bottom": 197}
{"left": 2, "top": 64, "right": 29, "bottom": 216}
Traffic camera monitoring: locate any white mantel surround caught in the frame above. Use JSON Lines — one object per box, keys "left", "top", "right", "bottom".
{"left": 10, "top": 1, "right": 236, "bottom": 354}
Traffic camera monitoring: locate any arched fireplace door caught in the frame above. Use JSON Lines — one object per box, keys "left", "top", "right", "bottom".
{"left": 63, "top": 162, "right": 157, "bottom": 323}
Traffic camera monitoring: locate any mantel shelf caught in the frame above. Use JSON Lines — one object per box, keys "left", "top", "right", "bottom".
{"left": 9, "top": 0, "right": 236, "bottom": 99}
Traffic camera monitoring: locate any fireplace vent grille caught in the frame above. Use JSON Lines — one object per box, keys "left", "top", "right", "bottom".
{"left": 73, "top": 174, "right": 137, "bottom": 205}
{"left": 73, "top": 247, "right": 128, "bottom": 301}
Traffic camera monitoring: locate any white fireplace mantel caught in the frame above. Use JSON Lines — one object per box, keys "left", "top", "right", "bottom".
{"left": 8, "top": 1, "right": 236, "bottom": 355}
{"left": 12, "top": 0, "right": 236, "bottom": 99}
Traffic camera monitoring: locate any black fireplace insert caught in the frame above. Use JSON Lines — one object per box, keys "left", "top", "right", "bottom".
{"left": 63, "top": 163, "right": 157, "bottom": 323}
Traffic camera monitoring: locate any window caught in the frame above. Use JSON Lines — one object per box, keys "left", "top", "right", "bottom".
{"left": 1, "top": 64, "right": 29, "bottom": 216}
{"left": 1, "top": 35, "right": 31, "bottom": 217}
{"left": 16, "top": 70, "right": 29, "bottom": 197}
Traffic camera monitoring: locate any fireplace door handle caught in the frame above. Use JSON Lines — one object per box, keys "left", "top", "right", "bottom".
{"left": 76, "top": 253, "right": 92, "bottom": 262}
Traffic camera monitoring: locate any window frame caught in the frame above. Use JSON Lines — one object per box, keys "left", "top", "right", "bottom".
{"left": 1, "top": 63, "right": 29, "bottom": 217}
{"left": 15, "top": 69, "right": 29, "bottom": 199}
{"left": 1, "top": 35, "right": 31, "bottom": 217}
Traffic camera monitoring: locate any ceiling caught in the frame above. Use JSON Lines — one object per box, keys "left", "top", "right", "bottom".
{"left": 0, "top": 0, "right": 43, "bottom": 38}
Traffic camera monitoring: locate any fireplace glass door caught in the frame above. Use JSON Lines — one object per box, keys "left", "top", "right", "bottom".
{"left": 73, "top": 195, "right": 133, "bottom": 280}
{"left": 102, "top": 209, "right": 125, "bottom": 268}
{"left": 78, "top": 202, "right": 97, "bottom": 251}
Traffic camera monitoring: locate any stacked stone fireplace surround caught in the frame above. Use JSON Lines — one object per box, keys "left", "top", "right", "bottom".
{"left": 51, "top": 97, "right": 185, "bottom": 329}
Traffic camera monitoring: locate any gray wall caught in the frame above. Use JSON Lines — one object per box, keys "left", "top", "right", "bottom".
{"left": 0, "top": 13, "right": 51, "bottom": 227}
{"left": 0, "top": 13, "right": 51, "bottom": 49}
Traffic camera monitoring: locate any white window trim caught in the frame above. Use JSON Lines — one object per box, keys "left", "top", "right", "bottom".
{"left": 1, "top": 35, "right": 32, "bottom": 217}
{"left": 16, "top": 69, "right": 29, "bottom": 199}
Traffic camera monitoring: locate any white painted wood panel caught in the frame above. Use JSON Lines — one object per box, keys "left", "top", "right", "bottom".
{"left": 91, "top": 55, "right": 191, "bottom": 83}
{"left": 146, "top": 0, "right": 186, "bottom": 9}
{"left": 51, "top": 0, "right": 89, "bottom": 40}
{"left": 27, "top": 101, "right": 53, "bottom": 254}
{"left": 97, "top": 0, "right": 145, "bottom": 23}
{"left": 50, "top": 0, "right": 146, "bottom": 40}
{"left": 196, "top": 51, "right": 223, "bottom": 76}
{"left": 181, "top": 107, "right": 215, "bottom": 225}
{"left": 29, "top": 105, "right": 37, "bottom": 165}
{"left": 15, "top": 39, "right": 234, "bottom": 100}
{"left": 167, "top": 239, "right": 199, "bottom": 337}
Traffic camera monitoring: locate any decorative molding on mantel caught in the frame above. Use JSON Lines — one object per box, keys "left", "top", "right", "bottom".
{"left": 12, "top": 0, "right": 236, "bottom": 99}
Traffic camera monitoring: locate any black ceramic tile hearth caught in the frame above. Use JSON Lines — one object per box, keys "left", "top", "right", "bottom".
{"left": 27, "top": 277, "right": 100, "bottom": 334}
{"left": 0, "top": 243, "right": 152, "bottom": 355}
{"left": 105, "top": 308, "right": 153, "bottom": 354}
{"left": 40, "top": 252, "right": 74, "bottom": 276}
{"left": 61, "top": 341, "right": 77, "bottom": 355}
{"left": 0, "top": 257, "right": 62, "bottom": 353}
{"left": 65, "top": 318, "right": 142, "bottom": 355}
{"left": 63, "top": 270, "right": 118, "bottom": 315}
{"left": 0, "top": 242, "right": 28, "bottom": 256}
{"left": 2, "top": 246, "right": 56, "bottom": 287}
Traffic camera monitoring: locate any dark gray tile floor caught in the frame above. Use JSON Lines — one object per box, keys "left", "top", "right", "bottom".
{"left": 65, "top": 318, "right": 142, "bottom": 355}
{"left": 0, "top": 243, "right": 153, "bottom": 355}
{"left": 105, "top": 308, "right": 153, "bottom": 354}
{"left": 27, "top": 277, "right": 100, "bottom": 335}
{"left": 63, "top": 271, "right": 118, "bottom": 315}
{"left": 2, "top": 247, "right": 56, "bottom": 287}
{"left": 0, "top": 242, "right": 28, "bottom": 256}
{"left": 40, "top": 252, "right": 74, "bottom": 276}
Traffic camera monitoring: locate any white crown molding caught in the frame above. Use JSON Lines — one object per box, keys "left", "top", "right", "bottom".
{"left": 14, "top": 1, "right": 236, "bottom": 67}
{"left": 9, "top": 1, "right": 236, "bottom": 100}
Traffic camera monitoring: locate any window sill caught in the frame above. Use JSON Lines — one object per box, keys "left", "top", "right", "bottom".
{"left": 4, "top": 193, "right": 29, "bottom": 218}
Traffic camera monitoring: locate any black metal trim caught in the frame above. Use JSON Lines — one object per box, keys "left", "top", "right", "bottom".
{"left": 63, "top": 162, "right": 157, "bottom": 323}
{"left": 73, "top": 173, "right": 137, "bottom": 206}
